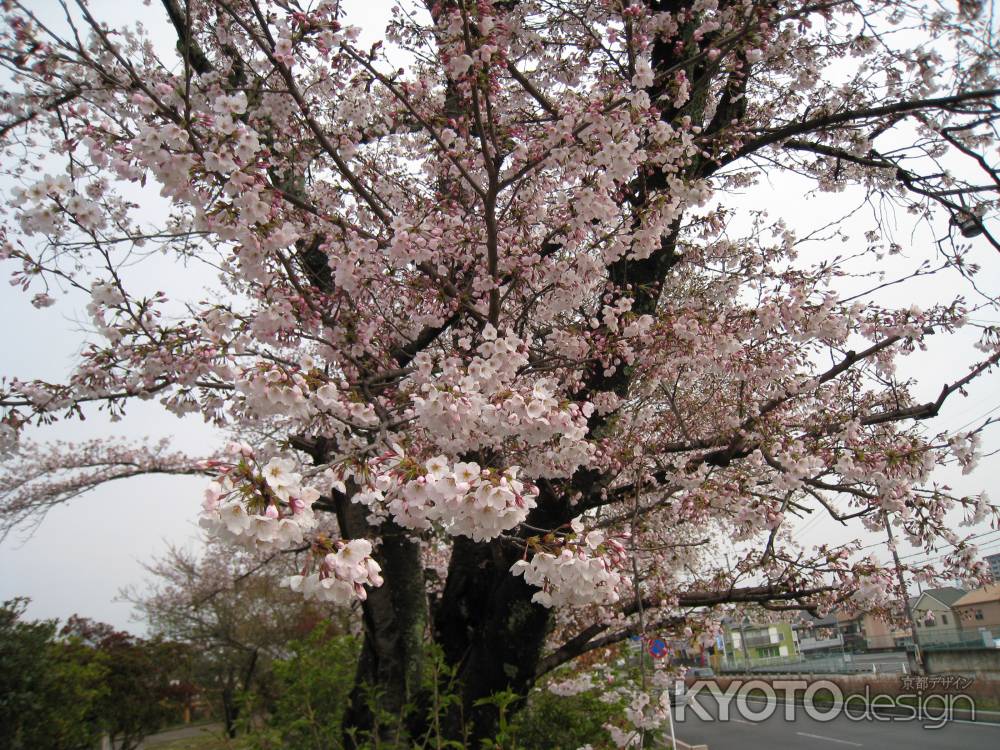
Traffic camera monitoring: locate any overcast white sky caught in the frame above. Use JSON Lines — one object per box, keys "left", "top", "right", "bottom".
{"left": 0, "top": 1, "right": 997, "bottom": 633}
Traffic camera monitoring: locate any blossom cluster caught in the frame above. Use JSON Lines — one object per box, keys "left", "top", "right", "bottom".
{"left": 282, "top": 538, "right": 383, "bottom": 605}
{"left": 606, "top": 688, "right": 677, "bottom": 749}
{"left": 511, "top": 533, "right": 625, "bottom": 608}
{"left": 345, "top": 449, "right": 539, "bottom": 543}
{"left": 199, "top": 451, "right": 320, "bottom": 553}
{"left": 849, "top": 568, "right": 897, "bottom": 610}
{"left": 198, "top": 448, "right": 385, "bottom": 607}
{"left": 236, "top": 368, "right": 380, "bottom": 430}
{"left": 547, "top": 673, "right": 595, "bottom": 696}
{"left": 409, "top": 327, "right": 596, "bottom": 478}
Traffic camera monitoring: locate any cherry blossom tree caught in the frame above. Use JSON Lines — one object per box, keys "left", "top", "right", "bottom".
{"left": 2, "top": 0, "right": 1000, "bottom": 743}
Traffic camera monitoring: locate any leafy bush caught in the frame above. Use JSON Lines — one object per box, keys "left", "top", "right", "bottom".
{"left": 508, "top": 684, "right": 623, "bottom": 750}
{"left": 0, "top": 599, "right": 194, "bottom": 750}
{"left": 242, "top": 623, "right": 360, "bottom": 750}
{"left": 240, "top": 630, "right": 624, "bottom": 750}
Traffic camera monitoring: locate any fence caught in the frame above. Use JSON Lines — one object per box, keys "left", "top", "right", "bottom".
{"left": 918, "top": 627, "right": 999, "bottom": 651}
{"left": 719, "top": 651, "right": 909, "bottom": 675}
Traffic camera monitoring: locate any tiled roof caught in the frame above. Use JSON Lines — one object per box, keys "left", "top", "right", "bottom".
{"left": 915, "top": 587, "right": 967, "bottom": 608}
{"left": 954, "top": 584, "right": 1000, "bottom": 607}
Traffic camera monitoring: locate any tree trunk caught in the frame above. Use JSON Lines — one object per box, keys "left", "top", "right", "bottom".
{"left": 221, "top": 684, "right": 239, "bottom": 739}
{"left": 341, "top": 540, "right": 552, "bottom": 745}
{"left": 336, "top": 492, "right": 430, "bottom": 745}
{"left": 338, "top": 486, "right": 569, "bottom": 745}
{"left": 332, "top": 7, "right": 704, "bottom": 736}
{"left": 437, "top": 537, "right": 552, "bottom": 741}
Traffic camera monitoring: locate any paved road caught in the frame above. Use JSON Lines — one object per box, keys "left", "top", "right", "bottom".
{"left": 139, "top": 722, "right": 224, "bottom": 748}
{"left": 671, "top": 694, "right": 1000, "bottom": 749}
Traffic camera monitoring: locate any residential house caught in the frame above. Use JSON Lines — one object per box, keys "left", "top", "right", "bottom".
{"left": 723, "top": 620, "right": 800, "bottom": 665}
{"left": 793, "top": 614, "right": 845, "bottom": 655}
{"left": 837, "top": 608, "right": 912, "bottom": 651}
{"left": 953, "top": 584, "right": 1000, "bottom": 645}
{"left": 911, "top": 586, "right": 967, "bottom": 645}
{"left": 986, "top": 553, "right": 1000, "bottom": 582}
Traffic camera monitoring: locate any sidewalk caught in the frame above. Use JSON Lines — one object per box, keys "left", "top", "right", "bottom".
{"left": 138, "top": 722, "right": 225, "bottom": 748}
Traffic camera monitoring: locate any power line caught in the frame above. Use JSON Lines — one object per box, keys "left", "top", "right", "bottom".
{"left": 795, "top": 508, "right": 828, "bottom": 539}
{"left": 900, "top": 532, "right": 1000, "bottom": 566}
{"left": 950, "top": 400, "right": 1000, "bottom": 433}
{"left": 852, "top": 528, "right": 1000, "bottom": 564}
{"left": 897, "top": 528, "right": 1000, "bottom": 560}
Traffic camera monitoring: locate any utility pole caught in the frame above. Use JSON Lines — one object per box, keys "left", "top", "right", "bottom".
{"left": 835, "top": 620, "right": 847, "bottom": 670}
{"left": 882, "top": 509, "right": 924, "bottom": 675}
{"left": 740, "top": 617, "right": 752, "bottom": 672}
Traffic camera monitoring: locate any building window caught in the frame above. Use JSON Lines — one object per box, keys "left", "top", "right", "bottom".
{"left": 941, "top": 613, "right": 949, "bottom": 626}
{"left": 976, "top": 610, "right": 984, "bottom": 621}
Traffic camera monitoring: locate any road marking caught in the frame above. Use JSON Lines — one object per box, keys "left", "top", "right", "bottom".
{"left": 949, "top": 719, "right": 1000, "bottom": 728}
{"left": 795, "top": 731, "right": 862, "bottom": 746}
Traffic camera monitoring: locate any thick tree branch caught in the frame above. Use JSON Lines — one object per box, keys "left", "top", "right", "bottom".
{"left": 723, "top": 88, "right": 1000, "bottom": 167}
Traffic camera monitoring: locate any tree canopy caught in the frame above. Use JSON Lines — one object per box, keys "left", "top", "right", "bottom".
{"left": 1, "top": 0, "right": 999, "bottom": 744}
{"left": 0, "top": 598, "right": 188, "bottom": 750}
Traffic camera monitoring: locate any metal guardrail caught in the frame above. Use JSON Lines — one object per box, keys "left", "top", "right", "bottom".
{"left": 799, "top": 636, "right": 845, "bottom": 651}
{"left": 917, "top": 627, "right": 998, "bottom": 650}
{"left": 719, "top": 652, "right": 910, "bottom": 675}
{"left": 720, "top": 653, "right": 806, "bottom": 669}
{"left": 922, "top": 639, "right": 998, "bottom": 651}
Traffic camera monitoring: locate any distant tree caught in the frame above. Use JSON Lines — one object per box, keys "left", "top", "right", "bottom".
{"left": 242, "top": 622, "right": 360, "bottom": 750}
{"left": 125, "top": 538, "right": 346, "bottom": 737}
{"left": 0, "top": 599, "right": 107, "bottom": 750}
{"left": 61, "top": 616, "right": 191, "bottom": 750}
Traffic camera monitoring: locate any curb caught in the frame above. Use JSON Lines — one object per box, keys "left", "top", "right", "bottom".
{"left": 672, "top": 740, "right": 709, "bottom": 750}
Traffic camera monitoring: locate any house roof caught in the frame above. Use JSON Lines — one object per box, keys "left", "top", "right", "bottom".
{"left": 954, "top": 584, "right": 1000, "bottom": 608}
{"left": 834, "top": 597, "right": 916, "bottom": 623}
{"left": 794, "top": 613, "right": 839, "bottom": 628}
{"left": 913, "top": 587, "right": 967, "bottom": 609}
